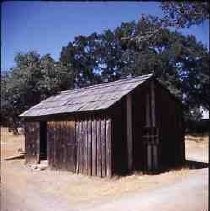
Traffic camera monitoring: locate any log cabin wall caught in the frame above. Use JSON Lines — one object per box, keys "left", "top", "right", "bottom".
{"left": 155, "top": 81, "right": 185, "bottom": 170}
{"left": 46, "top": 114, "right": 112, "bottom": 177}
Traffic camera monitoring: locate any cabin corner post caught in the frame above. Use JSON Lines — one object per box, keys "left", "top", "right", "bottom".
{"left": 126, "top": 93, "right": 133, "bottom": 171}
{"left": 37, "top": 122, "right": 41, "bottom": 164}
{"left": 145, "top": 92, "right": 151, "bottom": 171}
{"left": 144, "top": 80, "right": 158, "bottom": 172}
{"left": 106, "top": 118, "right": 112, "bottom": 178}
{"left": 151, "top": 80, "right": 158, "bottom": 171}
{"left": 151, "top": 80, "right": 156, "bottom": 128}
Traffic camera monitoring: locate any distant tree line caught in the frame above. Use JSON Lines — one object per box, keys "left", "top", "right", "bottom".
{"left": 1, "top": 2, "right": 209, "bottom": 130}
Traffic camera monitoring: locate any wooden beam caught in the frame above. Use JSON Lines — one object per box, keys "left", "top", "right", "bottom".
{"left": 153, "top": 145, "right": 158, "bottom": 170}
{"left": 151, "top": 80, "right": 158, "bottom": 171}
{"left": 151, "top": 80, "right": 156, "bottom": 127}
{"left": 92, "top": 119, "right": 97, "bottom": 176}
{"left": 101, "top": 118, "right": 106, "bottom": 177}
{"left": 147, "top": 144, "right": 152, "bottom": 171}
{"left": 96, "top": 119, "right": 102, "bottom": 177}
{"left": 84, "top": 120, "right": 88, "bottom": 175}
{"left": 80, "top": 120, "right": 85, "bottom": 174}
{"left": 145, "top": 93, "right": 150, "bottom": 127}
{"left": 106, "top": 118, "right": 112, "bottom": 178}
{"left": 88, "top": 119, "right": 92, "bottom": 176}
{"left": 126, "top": 93, "right": 133, "bottom": 171}
{"left": 76, "top": 121, "right": 79, "bottom": 173}
{"left": 36, "top": 122, "right": 40, "bottom": 164}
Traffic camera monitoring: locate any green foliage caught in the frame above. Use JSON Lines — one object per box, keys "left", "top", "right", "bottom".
{"left": 60, "top": 16, "right": 209, "bottom": 119}
{"left": 185, "top": 119, "right": 210, "bottom": 134}
{"left": 1, "top": 52, "right": 73, "bottom": 126}
{"left": 160, "top": 2, "right": 209, "bottom": 28}
{"left": 2, "top": 4, "right": 209, "bottom": 128}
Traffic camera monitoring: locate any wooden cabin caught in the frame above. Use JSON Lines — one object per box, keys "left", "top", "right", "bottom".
{"left": 20, "top": 74, "right": 185, "bottom": 177}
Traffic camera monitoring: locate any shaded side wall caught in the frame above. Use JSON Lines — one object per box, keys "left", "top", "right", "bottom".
{"left": 128, "top": 79, "right": 185, "bottom": 173}
{"left": 110, "top": 99, "right": 128, "bottom": 175}
{"left": 155, "top": 81, "right": 185, "bottom": 169}
{"left": 132, "top": 83, "right": 149, "bottom": 171}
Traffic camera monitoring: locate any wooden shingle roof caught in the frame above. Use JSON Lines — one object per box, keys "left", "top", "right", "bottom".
{"left": 20, "top": 73, "right": 153, "bottom": 117}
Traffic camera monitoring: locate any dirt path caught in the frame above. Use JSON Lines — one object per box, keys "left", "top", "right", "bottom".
{"left": 1, "top": 185, "right": 73, "bottom": 211}
{"left": 1, "top": 167, "right": 208, "bottom": 211}
{"left": 1, "top": 129, "right": 209, "bottom": 211}
{"left": 83, "top": 168, "right": 208, "bottom": 211}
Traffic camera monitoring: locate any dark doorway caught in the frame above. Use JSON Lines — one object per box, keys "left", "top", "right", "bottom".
{"left": 40, "top": 122, "right": 47, "bottom": 160}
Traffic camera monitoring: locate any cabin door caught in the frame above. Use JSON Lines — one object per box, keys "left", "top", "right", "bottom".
{"left": 143, "top": 127, "right": 159, "bottom": 172}
{"left": 40, "top": 122, "right": 47, "bottom": 160}
{"left": 25, "top": 122, "right": 40, "bottom": 164}
{"left": 47, "top": 121, "right": 76, "bottom": 172}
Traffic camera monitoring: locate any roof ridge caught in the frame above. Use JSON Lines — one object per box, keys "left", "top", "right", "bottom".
{"left": 61, "top": 73, "right": 153, "bottom": 94}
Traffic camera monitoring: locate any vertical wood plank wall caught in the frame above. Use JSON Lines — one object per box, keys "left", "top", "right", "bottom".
{"left": 24, "top": 80, "right": 184, "bottom": 176}
{"left": 47, "top": 116, "right": 112, "bottom": 177}
{"left": 132, "top": 80, "right": 184, "bottom": 173}
{"left": 155, "top": 81, "right": 185, "bottom": 169}
{"left": 133, "top": 82, "right": 158, "bottom": 173}
{"left": 132, "top": 86, "right": 146, "bottom": 172}
{"left": 126, "top": 93, "right": 133, "bottom": 171}
{"left": 111, "top": 99, "right": 128, "bottom": 175}
{"left": 48, "top": 120, "right": 76, "bottom": 172}
{"left": 25, "top": 122, "right": 40, "bottom": 164}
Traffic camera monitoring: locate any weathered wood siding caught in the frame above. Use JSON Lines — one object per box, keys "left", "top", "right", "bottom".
{"left": 47, "top": 120, "right": 76, "bottom": 171}
{"left": 111, "top": 99, "right": 128, "bottom": 175}
{"left": 131, "top": 79, "right": 184, "bottom": 173}
{"left": 75, "top": 116, "right": 112, "bottom": 177}
{"left": 25, "top": 121, "right": 40, "bottom": 164}
{"left": 24, "top": 78, "right": 184, "bottom": 176}
{"left": 46, "top": 116, "right": 112, "bottom": 177}
{"left": 132, "top": 83, "right": 148, "bottom": 172}
{"left": 155, "top": 81, "right": 185, "bottom": 169}
{"left": 142, "top": 80, "right": 159, "bottom": 173}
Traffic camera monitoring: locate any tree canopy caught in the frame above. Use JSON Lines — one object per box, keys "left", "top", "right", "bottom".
{"left": 160, "top": 2, "right": 209, "bottom": 28}
{"left": 60, "top": 17, "right": 209, "bottom": 117}
{"left": 1, "top": 52, "right": 73, "bottom": 127}
{"left": 1, "top": 3, "right": 209, "bottom": 128}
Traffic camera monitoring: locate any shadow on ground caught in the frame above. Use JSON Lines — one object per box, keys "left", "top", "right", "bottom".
{"left": 4, "top": 154, "right": 25, "bottom": 161}
{"left": 184, "top": 160, "right": 209, "bottom": 169}
{"left": 144, "top": 160, "right": 209, "bottom": 175}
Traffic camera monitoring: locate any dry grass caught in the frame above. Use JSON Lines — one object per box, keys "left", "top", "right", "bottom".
{"left": 185, "top": 134, "right": 209, "bottom": 142}
{"left": 1, "top": 127, "right": 25, "bottom": 159}
{"left": 185, "top": 134, "right": 209, "bottom": 163}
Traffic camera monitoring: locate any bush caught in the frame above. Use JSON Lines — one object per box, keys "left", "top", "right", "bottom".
{"left": 185, "top": 119, "right": 210, "bottom": 135}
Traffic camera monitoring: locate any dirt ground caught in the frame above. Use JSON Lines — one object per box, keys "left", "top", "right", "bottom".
{"left": 1, "top": 127, "right": 209, "bottom": 211}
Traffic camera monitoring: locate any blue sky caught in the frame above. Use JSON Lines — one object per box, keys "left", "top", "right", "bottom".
{"left": 1, "top": 2, "right": 209, "bottom": 71}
